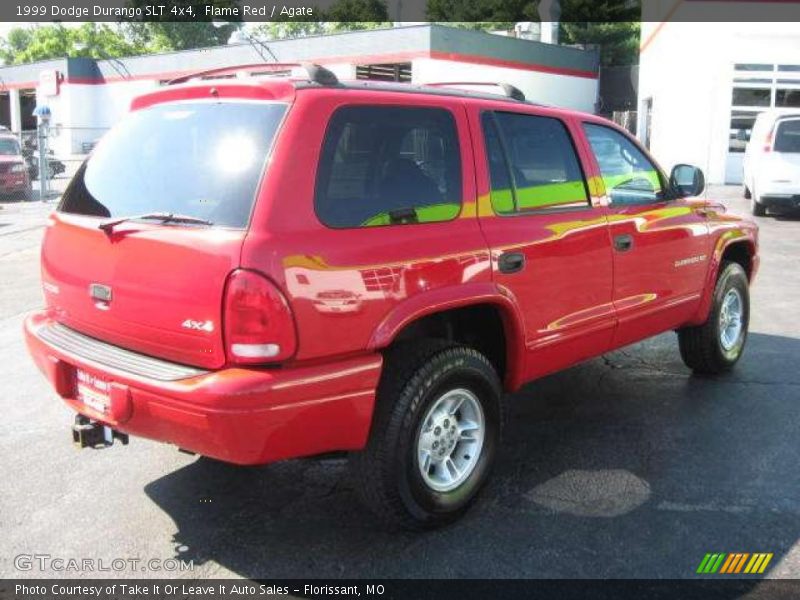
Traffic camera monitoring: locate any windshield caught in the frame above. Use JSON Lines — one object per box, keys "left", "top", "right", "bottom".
{"left": 59, "top": 101, "right": 287, "bottom": 228}
{"left": 774, "top": 119, "right": 800, "bottom": 153}
{"left": 0, "top": 138, "right": 20, "bottom": 155}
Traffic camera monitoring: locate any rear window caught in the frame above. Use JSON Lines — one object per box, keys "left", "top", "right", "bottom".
{"left": 0, "top": 138, "right": 20, "bottom": 155}
{"left": 774, "top": 119, "right": 800, "bottom": 153}
{"left": 59, "top": 101, "right": 286, "bottom": 228}
{"left": 314, "top": 106, "right": 462, "bottom": 228}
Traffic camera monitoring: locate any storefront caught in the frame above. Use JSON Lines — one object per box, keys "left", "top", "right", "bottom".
{"left": 638, "top": 18, "right": 800, "bottom": 185}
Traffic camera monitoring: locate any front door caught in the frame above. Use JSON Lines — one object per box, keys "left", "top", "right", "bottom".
{"left": 581, "top": 122, "right": 711, "bottom": 348}
{"left": 469, "top": 107, "right": 615, "bottom": 381}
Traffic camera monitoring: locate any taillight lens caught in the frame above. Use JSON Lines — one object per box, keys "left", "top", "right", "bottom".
{"left": 223, "top": 269, "right": 296, "bottom": 365}
{"left": 764, "top": 127, "right": 774, "bottom": 152}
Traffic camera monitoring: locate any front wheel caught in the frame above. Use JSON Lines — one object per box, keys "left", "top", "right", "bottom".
{"left": 351, "top": 341, "right": 503, "bottom": 530}
{"left": 678, "top": 261, "right": 750, "bottom": 374}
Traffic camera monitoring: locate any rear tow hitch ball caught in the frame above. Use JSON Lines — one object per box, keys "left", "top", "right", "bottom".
{"left": 71, "top": 415, "right": 129, "bottom": 449}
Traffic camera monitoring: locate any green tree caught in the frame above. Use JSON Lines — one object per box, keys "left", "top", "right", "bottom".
{"left": 559, "top": 0, "right": 640, "bottom": 66}
{"left": 560, "top": 21, "right": 639, "bottom": 66}
{"left": 323, "top": 0, "right": 389, "bottom": 23}
{"left": 250, "top": 22, "right": 328, "bottom": 41}
{"left": 0, "top": 23, "right": 145, "bottom": 65}
{"left": 426, "top": 0, "right": 536, "bottom": 23}
{"left": 426, "top": 1, "right": 641, "bottom": 66}
{"left": 124, "top": 0, "right": 240, "bottom": 52}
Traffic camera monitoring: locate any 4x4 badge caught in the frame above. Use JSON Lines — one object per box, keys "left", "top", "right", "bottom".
{"left": 182, "top": 319, "right": 214, "bottom": 332}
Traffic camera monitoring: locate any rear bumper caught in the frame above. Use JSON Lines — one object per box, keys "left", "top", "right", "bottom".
{"left": 24, "top": 311, "right": 382, "bottom": 465}
{"left": 0, "top": 173, "right": 28, "bottom": 193}
{"left": 759, "top": 194, "right": 800, "bottom": 212}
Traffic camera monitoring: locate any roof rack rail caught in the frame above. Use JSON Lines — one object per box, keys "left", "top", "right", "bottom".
{"left": 423, "top": 81, "right": 526, "bottom": 102}
{"left": 166, "top": 63, "right": 339, "bottom": 86}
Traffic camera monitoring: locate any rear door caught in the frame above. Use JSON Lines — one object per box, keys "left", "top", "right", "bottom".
{"left": 469, "top": 106, "right": 614, "bottom": 381}
{"left": 766, "top": 117, "right": 800, "bottom": 190}
{"left": 44, "top": 99, "right": 287, "bottom": 369}
{"left": 580, "top": 121, "right": 711, "bottom": 347}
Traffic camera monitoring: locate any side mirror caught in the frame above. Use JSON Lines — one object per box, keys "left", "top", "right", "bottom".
{"left": 670, "top": 164, "right": 705, "bottom": 198}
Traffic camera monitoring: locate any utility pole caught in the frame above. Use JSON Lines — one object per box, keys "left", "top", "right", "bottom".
{"left": 33, "top": 105, "right": 51, "bottom": 202}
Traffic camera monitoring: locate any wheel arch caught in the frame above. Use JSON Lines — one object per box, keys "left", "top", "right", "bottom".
{"left": 690, "top": 233, "right": 757, "bottom": 325}
{"left": 367, "top": 283, "right": 526, "bottom": 391}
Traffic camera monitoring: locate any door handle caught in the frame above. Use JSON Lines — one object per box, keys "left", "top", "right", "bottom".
{"left": 613, "top": 234, "right": 634, "bottom": 252}
{"left": 498, "top": 252, "right": 525, "bottom": 274}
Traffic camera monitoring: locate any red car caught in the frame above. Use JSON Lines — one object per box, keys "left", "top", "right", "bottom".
{"left": 0, "top": 133, "right": 32, "bottom": 199}
{"left": 24, "top": 65, "right": 759, "bottom": 529}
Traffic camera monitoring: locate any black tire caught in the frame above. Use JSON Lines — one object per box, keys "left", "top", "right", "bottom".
{"left": 743, "top": 185, "right": 751, "bottom": 200}
{"left": 678, "top": 261, "right": 750, "bottom": 375}
{"left": 751, "top": 189, "right": 767, "bottom": 216}
{"left": 351, "top": 340, "right": 503, "bottom": 530}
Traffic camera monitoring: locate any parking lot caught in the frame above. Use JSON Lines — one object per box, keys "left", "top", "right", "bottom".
{"left": 0, "top": 186, "right": 798, "bottom": 580}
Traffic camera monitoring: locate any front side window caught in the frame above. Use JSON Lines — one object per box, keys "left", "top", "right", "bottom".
{"left": 60, "top": 101, "right": 287, "bottom": 228}
{"left": 583, "top": 123, "right": 664, "bottom": 206}
{"left": 481, "top": 111, "right": 589, "bottom": 214}
{"left": 315, "top": 106, "right": 462, "bottom": 228}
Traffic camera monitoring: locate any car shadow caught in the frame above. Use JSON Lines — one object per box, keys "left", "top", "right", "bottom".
{"left": 143, "top": 331, "right": 800, "bottom": 580}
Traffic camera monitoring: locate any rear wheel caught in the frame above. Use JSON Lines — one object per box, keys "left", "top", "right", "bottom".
{"left": 678, "top": 261, "right": 750, "bottom": 374}
{"left": 351, "top": 341, "right": 503, "bottom": 530}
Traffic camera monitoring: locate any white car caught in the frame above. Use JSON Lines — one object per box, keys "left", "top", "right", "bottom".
{"left": 743, "top": 109, "right": 800, "bottom": 216}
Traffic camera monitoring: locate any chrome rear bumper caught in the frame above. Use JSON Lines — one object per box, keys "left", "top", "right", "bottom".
{"left": 35, "top": 321, "right": 207, "bottom": 382}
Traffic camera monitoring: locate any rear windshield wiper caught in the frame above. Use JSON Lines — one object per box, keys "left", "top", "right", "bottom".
{"left": 98, "top": 212, "right": 213, "bottom": 234}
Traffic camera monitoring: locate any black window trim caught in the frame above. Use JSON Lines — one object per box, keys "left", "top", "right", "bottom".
{"left": 480, "top": 109, "right": 593, "bottom": 217}
{"left": 581, "top": 120, "right": 679, "bottom": 205}
{"left": 313, "top": 103, "right": 465, "bottom": 230}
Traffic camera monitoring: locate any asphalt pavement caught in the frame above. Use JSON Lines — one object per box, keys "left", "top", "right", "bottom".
{"left": 0, "top": 186, "right": 798, "bottom": 580}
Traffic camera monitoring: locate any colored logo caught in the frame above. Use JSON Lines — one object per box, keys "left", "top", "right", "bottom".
{"left": 696, "top": 553, "right": 773, "bottom": 575}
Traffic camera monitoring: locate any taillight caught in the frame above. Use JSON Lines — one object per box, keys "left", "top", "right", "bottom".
{"left": 764, "top": 127, "right": 774, "bottom": 152}
{"left": 223, "top": 269, "right": 297, "bottom": 365}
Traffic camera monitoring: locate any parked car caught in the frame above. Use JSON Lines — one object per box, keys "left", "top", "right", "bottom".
{"left": 0, "top": 133, "right": 32, "bottom": 200}
{"left": 24, "top": 65, "right": 759, "bottom": 530}
{"left": 743, "top": 108, "right": 800, "bottom": 216}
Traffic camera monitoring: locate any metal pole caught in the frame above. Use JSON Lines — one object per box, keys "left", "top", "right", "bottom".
{"left": 36, "top": 122, "right": 46, "bottom": 201}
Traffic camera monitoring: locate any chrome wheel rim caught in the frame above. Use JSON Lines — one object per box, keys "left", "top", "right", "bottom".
{"left": 416, "top": 388, "right": 485, "bottom": 493}
{"left": 719, "top": 288, "right": 744, "bottom": 351}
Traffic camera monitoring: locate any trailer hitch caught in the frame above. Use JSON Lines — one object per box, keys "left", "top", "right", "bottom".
{"left": 72, "top": 415, "right": 129, "bottom": 449}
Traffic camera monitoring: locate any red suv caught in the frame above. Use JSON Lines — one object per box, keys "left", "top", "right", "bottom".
{"left": 24, "top": 65, "right": 759, "bottom": 529}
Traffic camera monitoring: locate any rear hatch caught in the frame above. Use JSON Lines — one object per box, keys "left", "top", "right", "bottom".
{"left": 43, "top": 98, "right": 287, "bottom": 369}
{"left": 766, "top": 117, "right": 800, "bottom": 185}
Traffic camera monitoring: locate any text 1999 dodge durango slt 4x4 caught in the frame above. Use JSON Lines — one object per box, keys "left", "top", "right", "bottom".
{"left": 25, "top": 64, "right": 759, "bottom": 529}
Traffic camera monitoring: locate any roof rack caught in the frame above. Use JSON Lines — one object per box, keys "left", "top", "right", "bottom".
{"left": 423, "top": 81, "right": 526, "bottom": 102}
{"left": 166, "top": 63, "right": 339, "bottom": 86}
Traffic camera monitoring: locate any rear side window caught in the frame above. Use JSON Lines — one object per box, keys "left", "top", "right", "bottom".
{"left": 60, "top": 101, "right": 287, "bottom": 228}
{"left": 481, "top": 112, "right": 589, "bottom": 214}
{"left": 774, "top": 119, "right": 800, "bottom": 153}
{"left": 315, "top": 106, "right": 462, "bottom": 228}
